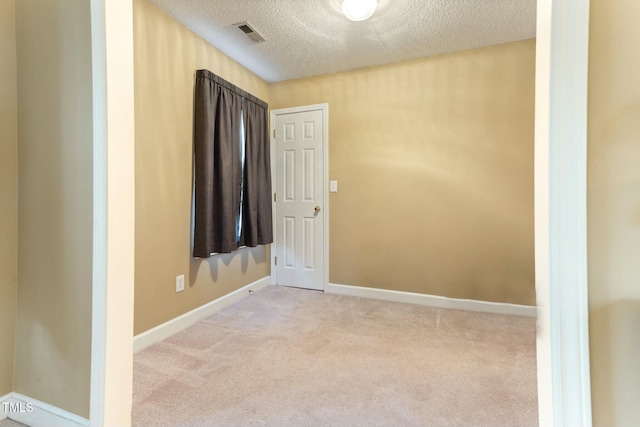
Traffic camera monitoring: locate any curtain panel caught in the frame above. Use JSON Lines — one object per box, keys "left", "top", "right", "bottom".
{"left": 240, "top": 100, "right": 273, "bottom": 247}
{"left": 193, "top": 69, "right": 272, "bottom": 257}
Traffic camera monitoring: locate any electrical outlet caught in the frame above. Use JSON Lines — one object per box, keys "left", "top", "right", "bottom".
{"left": 176, "top": 274, "right": 185, "bottom": 293}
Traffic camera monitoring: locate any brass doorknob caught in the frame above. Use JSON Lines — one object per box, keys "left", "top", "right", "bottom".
{"left": 314, "top": 206, "right": 321, "bottom": 213}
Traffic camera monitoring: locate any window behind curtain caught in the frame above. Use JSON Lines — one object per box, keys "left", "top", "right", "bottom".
{"left": 237, "top": 111, "right": 245, "bottom": 243}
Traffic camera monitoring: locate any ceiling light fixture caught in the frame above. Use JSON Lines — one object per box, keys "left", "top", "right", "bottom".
{"left": 341, "top": 0, "right": 377, "bottom": 22}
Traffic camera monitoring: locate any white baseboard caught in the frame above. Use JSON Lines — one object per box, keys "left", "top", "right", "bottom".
{"left": 134, "top": 276, "right": 271, "bottom": 353}
{"left": 0, "top": 393, "right": 9, "bottom": 421}
{"left": 1, "top": 393, "right": 88, "bottom": 427}
{"left": 326, "top": 283, "right": 536, "bottom": 317}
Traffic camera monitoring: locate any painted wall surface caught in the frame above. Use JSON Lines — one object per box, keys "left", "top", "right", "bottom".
{"left": 0, "top": 0, "right": 18, "bottom": 397}
{"left": 270, "top": 40, "right": 536, "bottom": 305}
{"left": 134, "top": 0, "right": 271, "bottom": 335}
{"left": 14, "top": 0, "right": 93, "bottom": 418}
{"left": 588, "top": 0, "right": 640, "bottom": 425}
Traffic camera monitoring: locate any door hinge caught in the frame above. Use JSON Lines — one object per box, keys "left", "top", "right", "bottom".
{"left": 273, "top": 129, "right": 276, "bottom": 138}
{"left": 274, "top": 256, "right": 277, "bottom": 266}
{"left": 274, "top": 193, "right": 277, "bottom": 202}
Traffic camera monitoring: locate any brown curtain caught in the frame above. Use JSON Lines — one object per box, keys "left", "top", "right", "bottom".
{"left": 240, "top": 99, "right": 273, "bottom": 247}
{"left": 193, "top": 69, "right": 272, "bottom": 257}
{"left": 193, "top": 70, "right": 242, "bottom": 255}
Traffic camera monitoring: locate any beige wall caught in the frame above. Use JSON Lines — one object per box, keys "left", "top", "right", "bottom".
{"left": 270, "top": 40, "right": 536, "bottom": 305}
{"left": 14, "top": 0, "right": 93, "bottom": 418}
{"left": 0, "top": 0, "right": 18, "bottom": 397}
{"left": 588, "top": 0, "right": 640, "bottom": 424}
{"left": 134, "top": 0, "right": 271, "bottom": 334}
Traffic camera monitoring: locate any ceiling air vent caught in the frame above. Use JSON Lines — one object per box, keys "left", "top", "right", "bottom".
{"left": 233, "top": 21, "right": 266, "bottom": 43}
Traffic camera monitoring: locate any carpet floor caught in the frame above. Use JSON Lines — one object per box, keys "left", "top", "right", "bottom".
{"left": 133, "top": 285, "right": 538, "bottom": 426}
{"left": 0, "top": 420, "right": 28, "bottom": 427}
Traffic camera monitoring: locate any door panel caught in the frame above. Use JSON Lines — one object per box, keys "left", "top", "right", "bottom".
{"left": 274, "top": 109, "right": 325, "bottom": 290}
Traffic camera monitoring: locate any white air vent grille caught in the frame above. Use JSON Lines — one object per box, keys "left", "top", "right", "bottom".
{"left": 233, "top": 21, "right": 266, "bottom": 43}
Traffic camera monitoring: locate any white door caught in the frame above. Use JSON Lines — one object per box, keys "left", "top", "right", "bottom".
{"left": 272, "top": 106, "right": 327, "bottom": 290}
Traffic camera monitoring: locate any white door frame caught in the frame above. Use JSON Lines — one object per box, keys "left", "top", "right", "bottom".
{"left": 88, "top": 1, "right": 592, "bottom": 425}
{"left": 90, "top": 0, "right": 135, "bottom": 425}
{"left": 270, "top": 103, "right": 330, "bottom": 291}
{"left": 534, "top": 0, "right": 592, "bottom": 425}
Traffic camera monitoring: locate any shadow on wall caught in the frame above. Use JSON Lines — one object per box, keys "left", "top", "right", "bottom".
{"left": 590, "top": 300, "right": 640, "bottom": 427}
{"left": 188, "top": 246, "right": 267, "bottom": 286}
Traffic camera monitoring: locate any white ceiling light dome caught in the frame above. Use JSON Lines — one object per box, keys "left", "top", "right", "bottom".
{"left": 341, "top": 0, "right": 377, "bottom": 22}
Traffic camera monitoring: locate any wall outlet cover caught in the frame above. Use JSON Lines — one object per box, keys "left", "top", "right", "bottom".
{"left": 176, "top": 274, "right": 185, "bottom": 292}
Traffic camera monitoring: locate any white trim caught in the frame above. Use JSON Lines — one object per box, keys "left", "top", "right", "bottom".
{"left": 2, "top": 393, "right": 88, "bottom": 427}
{"left": 535, "top": 0, "right": 592, "bottom": 426}
{"left": 133, "top": 277, "right": 271, "bottom": 353}
{"left": 89, "top": 0, "right": 135, "bottom": 426}
{"left": 269, "top": 110, "right": 276, "bottom": 286}
{"left": 270, "top": 103, "right": 330, "bottom": 291}
{"left": 0, "top": 393, "right": 9, "bottom": 420}
{"left": 323, "top": 105, "right": 329, "bottom": 293}
{"left": 89, "top": 0, "right": 108, "bottom": 424}
{"left": 270, "top": 112, "right": 276, "bottom": 286}
{"left": 326, "top": 283, "right": 536, "bottom": 317}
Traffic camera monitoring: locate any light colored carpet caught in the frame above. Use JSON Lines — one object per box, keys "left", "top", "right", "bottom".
{"left": 0, "top": 419, "right": 29, "bottom": 427}
{"left": 133, "top": 285, "right": 538, "bottom": 427}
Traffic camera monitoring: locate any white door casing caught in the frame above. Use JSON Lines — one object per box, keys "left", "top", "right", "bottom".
{"left": 90, "top": 0, "right": 135, "bottom": 425}
{"left": 534, "top": 0, "right": 592, "bottom": 425}
{"left": 271, "top": 104, "right": 328, "bottom": 291}
{"left": 85, "top": 1, "right": 591, "bottom": 425}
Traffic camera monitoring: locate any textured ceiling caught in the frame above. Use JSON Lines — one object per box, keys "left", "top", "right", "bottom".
{"left": 149, "top": 0, "right": 536, "bottom": 83}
